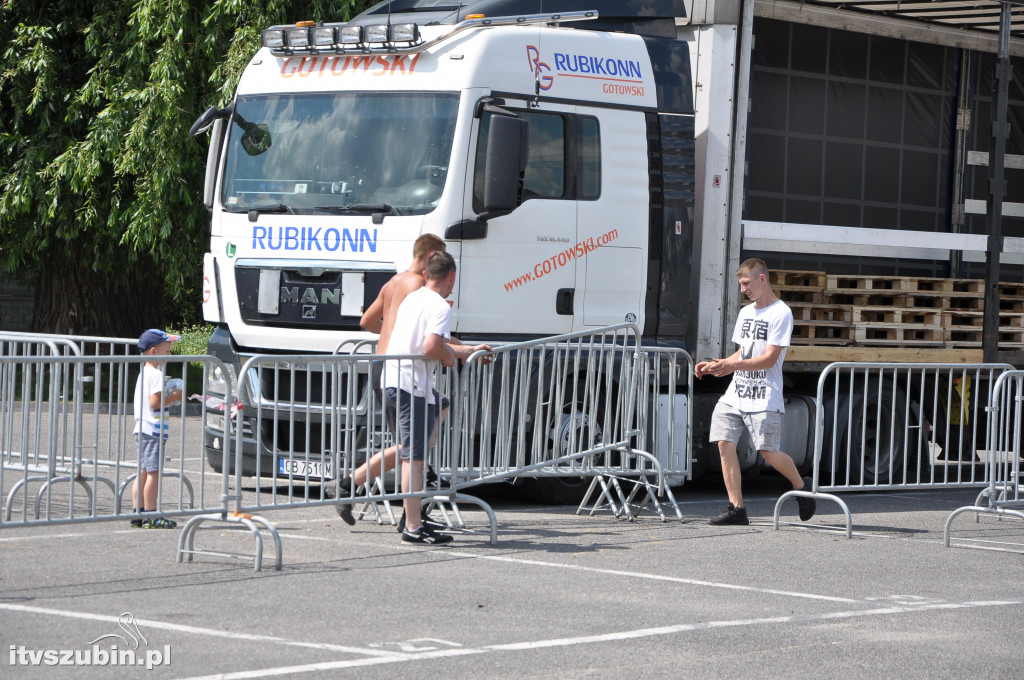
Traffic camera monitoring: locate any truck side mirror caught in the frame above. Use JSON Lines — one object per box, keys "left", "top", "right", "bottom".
{"left": 203, "top": 118, "right": 227, "bottom": 209}
{"left": 481, "top": 115, "right": 528, "bottom": 219}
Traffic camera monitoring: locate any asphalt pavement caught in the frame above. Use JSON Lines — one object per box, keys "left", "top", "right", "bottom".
{"left": 2, "top": 473, "right": 1023, "bottom": 679}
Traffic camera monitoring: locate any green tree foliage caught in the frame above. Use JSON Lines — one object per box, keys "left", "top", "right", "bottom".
{"left": 0, "top": 0, "right": 369, "bottom": 335}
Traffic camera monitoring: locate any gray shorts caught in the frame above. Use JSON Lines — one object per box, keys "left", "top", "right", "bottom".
{"left": 384, "top": 388, "right": 438, "bottom": 462}
{"left": 135, "top": 433, "right": 163, "bottom": 472}
{"left": 709, "top": 400, "right": 782, "bottom": 452}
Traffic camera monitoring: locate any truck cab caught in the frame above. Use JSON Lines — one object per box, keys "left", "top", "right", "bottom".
{"left": 193, "top": 1, "right": 698, "bottom": 484}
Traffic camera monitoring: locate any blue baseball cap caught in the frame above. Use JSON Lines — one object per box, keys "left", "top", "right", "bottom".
{"left": 138, "top": 329, "right": 180, "bottom": 352}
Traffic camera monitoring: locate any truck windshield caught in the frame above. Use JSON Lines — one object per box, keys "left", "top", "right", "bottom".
{"left": 221, "top": 92, "right": 459, "bottom": 216}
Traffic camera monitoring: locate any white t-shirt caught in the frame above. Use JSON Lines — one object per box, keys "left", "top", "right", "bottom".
{"left": 720, "top": 299, "right": 793, "bottom": 413}
{"left": 382, "top": 286, "right": 452, "bottom": 404}
{"left": 134, "top": 364, "right": 171, "bottom": 438}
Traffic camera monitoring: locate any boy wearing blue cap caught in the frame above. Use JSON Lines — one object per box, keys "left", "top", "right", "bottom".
{"left": 130, "top": 329, "right": 182, "bottom": 529}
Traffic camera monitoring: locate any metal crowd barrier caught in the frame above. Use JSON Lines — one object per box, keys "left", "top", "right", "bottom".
{"left": 0, "top": 349, "right": 234, "bottom": 538}
{"left": 448, "top": 325, "right": 684, "bottom": 521}
{"left": 1, "top": 327, "right": 690, "bottom": 569}
{"left": 944, "top": 369, "right": 1024, "bottom": 549}
{"left": 775, "top": 362, "right": 1014, "bottom": 537}
{"left": 0, "top": 330, "right": 138, "bottom": 357}
{"left": 173, "top": 350, "right": 502, "bottom": 555}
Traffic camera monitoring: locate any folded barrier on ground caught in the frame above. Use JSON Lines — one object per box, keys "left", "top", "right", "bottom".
{"left": 774, "top": 361, "right": 1016, "bottom": 537}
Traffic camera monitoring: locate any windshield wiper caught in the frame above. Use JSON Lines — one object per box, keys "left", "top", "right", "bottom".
{"left": 315, "top": 204, "right": 402, "bottom": 218}
{"left": 223, "top": 203, "right": 296, "bottom": 221}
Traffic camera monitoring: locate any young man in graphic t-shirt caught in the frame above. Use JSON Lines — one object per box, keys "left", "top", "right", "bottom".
{"left": 694, "top": 258, "right": 816, "bottom": 526}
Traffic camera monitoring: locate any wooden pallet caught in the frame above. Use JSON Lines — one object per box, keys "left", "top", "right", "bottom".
{"left": 853, "top": 326, "right": 946, "bottom": 345}
{"left": 941, "top": 310, "right": 1024, "bottom": 329}
{"left": 851, "top": 306, "right": 942, "bottom": 326}
{"left": 909, "top": 277, "right": 985, "bottom": 294}
{"left": 998, "top": 282, "right": 1024, "bottom": 299}
{"left": 999, "top": 297, "right": 1024, "bottom": 313}
{"left": 945, "top": 327, "right": 1024, "bottom": 348}
{"left": 791, "top": 323, "right": 853, "bottom": 345}
{"left": 901, "top": 292, "right": 985, "bottom": 311}
{"left": 789, "top": 303, "right": 852, "bottom": 324}
{"left": 769, "top": 270, "right": 1024, "bottom": 351}
{"left": 825, "top": 275, "right": 912, "bottom": 292}
{"left": 770, "top": 270, "right": 826, "bottom": 289}
{"left": 826, "top": 292, "right": 906, "bottom": 307}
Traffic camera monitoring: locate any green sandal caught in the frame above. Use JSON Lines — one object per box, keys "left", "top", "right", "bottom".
{"left": 142, "top": 517, "right": 177, "bottom": 529}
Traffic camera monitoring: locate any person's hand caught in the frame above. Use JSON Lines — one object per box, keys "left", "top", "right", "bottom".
{"left": 695, "top": 360, "right": 718, "bottom": 379}
{"left": 475, "top": 344, "right": 493, "bottom": 365}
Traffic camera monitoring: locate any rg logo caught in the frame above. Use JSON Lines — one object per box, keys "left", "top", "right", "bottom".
{"left": 526, "top": 45, "right": 553, "bottom": 90}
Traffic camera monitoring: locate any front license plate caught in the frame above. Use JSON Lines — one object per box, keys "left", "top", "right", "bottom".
{"left": 278, "top": 457, "right": 333, "bottom": 480}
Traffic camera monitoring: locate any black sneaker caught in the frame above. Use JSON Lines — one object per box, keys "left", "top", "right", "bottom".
{"left": 401, "top": 525, "right": 454, "bottom": 545}
{"left": 129, "top": 517, "right": 143, "bottom": 528}
{"left": 796, "top": 477, "right": 816, "bottom": 521}
{"left": 708, "top": 503, "right": 749, "bottom": 526}
{"left": 325, "top": 477, "right": 353, "bottom": 499}
{"left": 423, "top": 465, "right": 450, "bottom": 489}
{"left": 396, "top": 509, "right": 448, "bottom": 533}
{"left": 336, "top": 503, "right": 356, "bottom": 526}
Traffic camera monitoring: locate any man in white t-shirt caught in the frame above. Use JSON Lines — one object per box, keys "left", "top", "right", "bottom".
{"left": 695, "top": 258, "right": 815, "bottom": 526}
{"left": 383, "top": 251, "right": 489, "bottom": 545}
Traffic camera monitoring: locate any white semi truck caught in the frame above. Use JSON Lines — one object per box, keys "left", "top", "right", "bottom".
{"left": 192, "top": 0, "right": 1018, "bottom": 499}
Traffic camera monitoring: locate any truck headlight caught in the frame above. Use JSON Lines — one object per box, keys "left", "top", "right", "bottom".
{"left": 207, "top": 413, "right": 225, "bottom": 432}
{"left": 207, "top": 365, "right": 228, "bottom": 396}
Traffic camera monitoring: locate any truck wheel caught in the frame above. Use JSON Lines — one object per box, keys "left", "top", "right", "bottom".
{"left": 821, "top": 379, "right": 911, "bottom": 486}
{"left": 524, "top": 379, "right": 604, "bottom": 505}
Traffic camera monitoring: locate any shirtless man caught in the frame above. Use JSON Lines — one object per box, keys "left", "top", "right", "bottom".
{"left": 333, "top": 234, "right": 447, "bottom": 525}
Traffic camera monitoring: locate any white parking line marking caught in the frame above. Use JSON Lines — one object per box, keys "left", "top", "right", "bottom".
{"left": 280, "top": 532, "right": 861, "bottom": 604}
{"left": 0, "top": 603, "right": 408, "bottom": 659}
{"left": 174, "top": 599, "right": 1022, "bottom": 679}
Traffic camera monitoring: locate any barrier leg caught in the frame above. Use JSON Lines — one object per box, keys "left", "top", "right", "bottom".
{"left": 773, "top": 489, "right": 853, "bottom": 539}
{"left": 5, "top": 475, "right": 47, "bottom": 520}
{"left": 944, "top": 505, "right": 1024, "bottom": 547}
{"left": 575, "top": 477, "right": 603, "bottom": 516}
{"left": 175, "top": 512, "right": 283, "bottom": 572}
{"left": 34, "top": 476, "right": 94, "bottom": 519}
{"left": 422, "top": 493, "right": 497, "bottom": 545}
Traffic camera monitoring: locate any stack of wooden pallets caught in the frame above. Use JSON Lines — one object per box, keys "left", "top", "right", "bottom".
{"left": 766, "top": 270, "right": 1024, "bottom": 349}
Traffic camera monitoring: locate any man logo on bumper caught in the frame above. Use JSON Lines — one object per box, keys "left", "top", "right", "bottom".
{"left": 302, "top": 305, "right": 317, "bottom": 319}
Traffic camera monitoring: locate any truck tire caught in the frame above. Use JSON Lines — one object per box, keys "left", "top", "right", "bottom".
{"left": 821, "top": 378, "right": 914, "bottom": 486}
{"left": 524, "top": 377, "right": 604, "bottom": 505}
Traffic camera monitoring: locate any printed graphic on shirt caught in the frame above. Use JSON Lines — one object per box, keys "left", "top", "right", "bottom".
{"left": 732, "top": 344, "right": 767, "bottom": 402}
